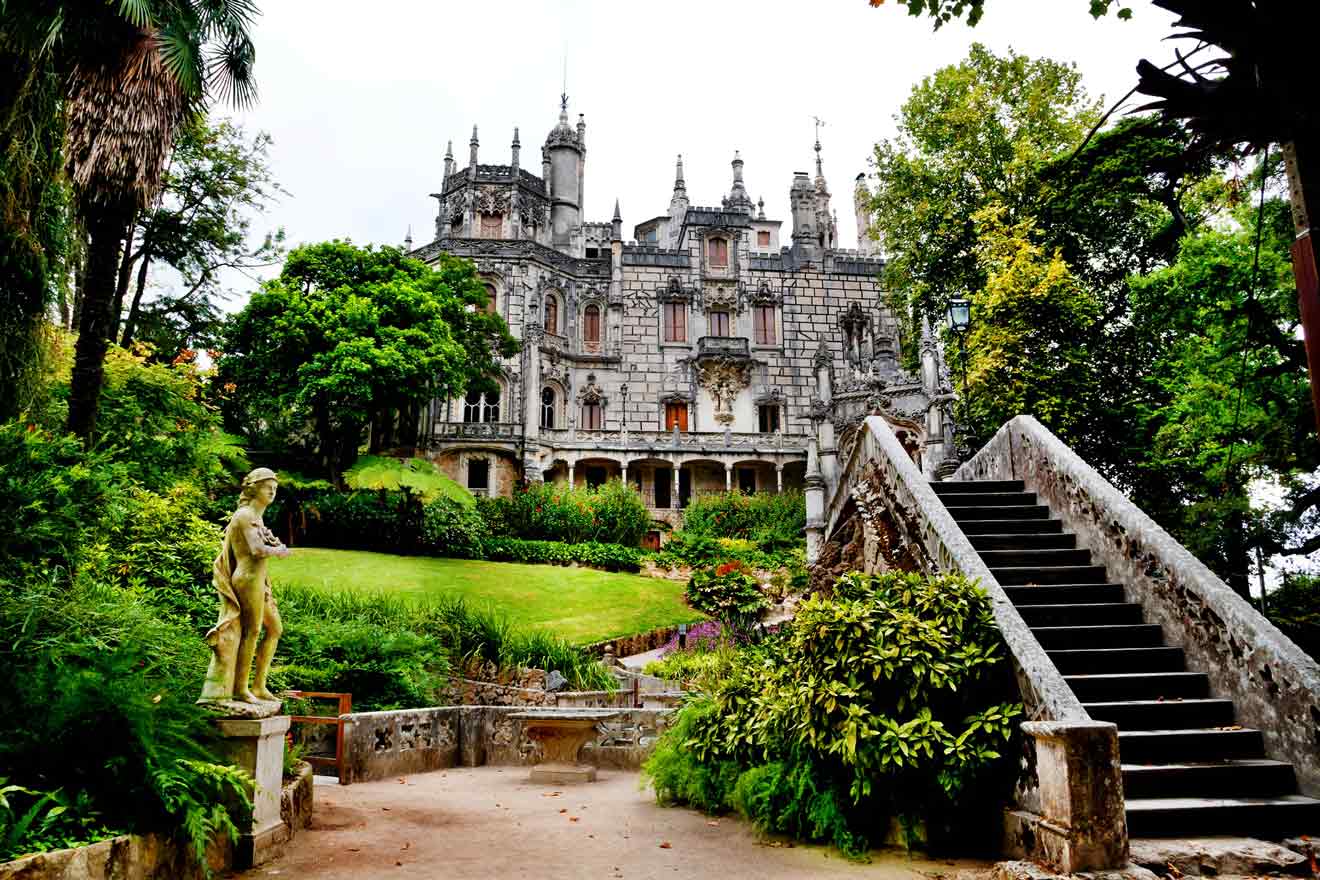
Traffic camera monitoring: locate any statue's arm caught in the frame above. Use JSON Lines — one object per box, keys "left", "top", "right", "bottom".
{"left": 239, "top": 516, "right": 290, "bottom": 559}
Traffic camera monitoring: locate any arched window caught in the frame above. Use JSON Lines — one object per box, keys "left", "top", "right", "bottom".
{"left": 540, "top": 387, "right": 556, "bottom": 429}
{"left": 707, "top": 237, "right": 729, "bottom": 268}
{"left": 483, "top": 283, "right": 498, "bottom": 314}
{"left": 581, "top": 401, "right": 603, "bottom": 430}
{"left": 583, "top": 304, "right": 601, "bottom": 352}
{"left": 463, "top": 389, "right": 501, "bottom": 423}
{"left": 544, "top": 295, "right": 559, "bottom": 335}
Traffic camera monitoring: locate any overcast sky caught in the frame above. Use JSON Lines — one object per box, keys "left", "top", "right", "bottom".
{"left": 228, "top": 0, "right": 1183, "bottom": 267}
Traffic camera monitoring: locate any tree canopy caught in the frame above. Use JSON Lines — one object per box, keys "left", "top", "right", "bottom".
{"left": 219, "top": 241, "right": 517, "bottom": 478}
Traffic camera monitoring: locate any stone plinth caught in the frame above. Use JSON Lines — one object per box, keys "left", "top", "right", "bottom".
{"left": 214, "top": 712, "right": 290, "bottom": 869}
{"left": 511, "top": 710, "right": 619, "bottom": 784}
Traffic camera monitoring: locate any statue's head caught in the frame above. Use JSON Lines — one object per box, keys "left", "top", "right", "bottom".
{"left": 239, "top": 467, "right": 279, "bottom": 507}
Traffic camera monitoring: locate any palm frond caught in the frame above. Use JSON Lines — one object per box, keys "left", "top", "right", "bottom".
{"left": 205, "top": 34, "right": 256, "bottom": 109}
{"left": 116, "top": 0, "right": 153, "bottom": 28}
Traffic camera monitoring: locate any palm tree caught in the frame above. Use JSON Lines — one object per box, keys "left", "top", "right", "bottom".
{"left": 3, "top": 0, "right": 258, "bottom": 439}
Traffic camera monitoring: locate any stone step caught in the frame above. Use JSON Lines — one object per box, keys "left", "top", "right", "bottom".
{"left": 1125, "top": 794, "right": 1320, "bottom": 838}
{"left": 1065, "top": 671, "right": 1211, "bottom": 702}
{"left": 979, "top": 548, "right": 1092, "bottom": 568}
{"left": 930, "top": 479, "right": 1025, "bottom": 494}
{"left": 1119, "top": 727, "right": 1266, "bottom": 764}
{"left": 1030, "top": 624, "right": 1164, "bottom": 650}
{"left": 1123, "top": 759, "right": 1298, "bottom": 800}
{"left": 1047, "top": 646, "right": 1185, "bottom": 674}
{"left": 992, "top": 565, "right": 1109, "bottom": 585}
{"left": 968, "top": 532, "right": 1077, "bottom": 551}
{"left": 1085, "top": 698, "right": 1236, "bottom": 729}
{"left": 947, "top": 504, "right": 1050, "bottom": 521}
{"left": 938, "top": 491, "right": 1037, "bottom": 508}
{"left": 1003, "top": 584, "right": 1125, "bottom": 605}
{"left": 957, "top": 518, "right": 1064, "bottom": 535}
{"left": 1017, "top": 602, "right": 1145, "bottom": 627}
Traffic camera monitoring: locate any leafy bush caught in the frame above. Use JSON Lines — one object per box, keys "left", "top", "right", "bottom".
{"left": 643, "top": 642, "right": 742, "bottom": 691}
{"left": 478, "top": 479, "right": 650, "bottom": 546}
{"left": 0, "top": 575, "right": 251, "bottom": 868}
{"left": 643, "top": 570, "right": 1022, "bottom": 858}
{"left": 420, "top": 496, "right": 486, "bottom": 559}
{"left": 682, "top": 491, "right": 806, "bottom": 553}
{"left": 481, "top": 538, "right": 644, "bottom": 572}
{"left": 684, "top": 562, "right": 769, "bottom": 630}
{"left": 0, "top": 783, "right": 120, "bottom": 862}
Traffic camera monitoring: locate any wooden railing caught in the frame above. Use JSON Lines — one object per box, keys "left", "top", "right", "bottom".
{"left": 286, "top": 690, "right": 352, "bottom": 782}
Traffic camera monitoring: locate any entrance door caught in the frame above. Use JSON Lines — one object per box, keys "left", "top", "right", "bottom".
{"left": 679, "top": 469, "right": 692, "bottom": 509}
{"left": 654, "top": 468, "right": 672, "bottom": 509}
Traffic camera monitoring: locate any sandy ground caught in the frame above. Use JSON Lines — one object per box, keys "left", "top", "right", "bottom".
{"left": 235, "top": 767, "right": 990, "bottom": 880}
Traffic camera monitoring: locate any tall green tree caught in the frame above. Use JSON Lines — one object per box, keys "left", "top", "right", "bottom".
{"left": 867, "top": 44, "right": 1101, "bottom": 332}
{"left": 219, "top": 242, "right": 518, "bottom": 478}
{"left": 114, "top": 114, "right": 285, "bottom": 356}
{"left": 2, "top": 1, "right": 260, "bottom": 441}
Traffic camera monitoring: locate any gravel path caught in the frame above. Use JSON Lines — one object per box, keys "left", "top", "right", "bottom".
{"left": 236, "top": 767, "right": 989, "bottom": 880}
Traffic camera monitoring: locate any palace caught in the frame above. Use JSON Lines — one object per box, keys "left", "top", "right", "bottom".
{"left": 408, "top": 99, "right": 957, "bottom": 549}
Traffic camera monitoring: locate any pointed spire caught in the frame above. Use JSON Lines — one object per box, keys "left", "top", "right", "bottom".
{"left": 469, "top": 125, "right": 479, "bottom": 169}
{"left": 672, "top": 153, "right": 687, "bottom": 199}
{"left": 727, "top": 150, "right": 753, "bottom": 214}
{"left": 444, "top": 140, "right": 453, "bottom": 161}
{"left": 611, "top": 198, "right": 622, "bottom": 241}
{"left": 612, "top": 198, "right": 621, "bottom": 222}
{"left": 403, "top": 225, "right": 413, "bottom": 251}
{"left": 757, "top": 195, "right": 765, "bottom": 220}
{"left": 511, "top": 126, "right": 521, "bottom": 168}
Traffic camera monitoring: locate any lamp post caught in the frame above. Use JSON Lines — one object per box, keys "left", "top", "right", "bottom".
{"left": 946, "top": 297, "right": 972, "bottom": 457}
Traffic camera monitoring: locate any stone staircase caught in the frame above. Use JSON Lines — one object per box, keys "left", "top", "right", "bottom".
{"left": 932, "top": 478, "right": 1320, "bottom": 839}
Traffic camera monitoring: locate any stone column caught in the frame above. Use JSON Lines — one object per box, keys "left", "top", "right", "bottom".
{"left": 523, "top": 326, "right": 543, "bottom": 482}
{"left": 1012, "top": 721, "right": 1128, "bottom": 872}
{"left": 776, "top": 463, "right": 784, "bottom": 494}
{"left": 672, "top": 464, "right": 681, "bottom": 510}
{"left": 725, "top": 463, "right": 733, "bottom": 492}
{"left": 567, "top": 461, "right": 575, "bottom": 489}
{"left": 804, "top": 440, "right": 826, "bottom": 565}
{"left": 620, "top": 460, "right": 629, "bottom": 487}
{"left": 215, "top": 713, "right": 291, "bottom": 869}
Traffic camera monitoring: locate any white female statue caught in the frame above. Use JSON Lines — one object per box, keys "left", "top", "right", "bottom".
{"left": 199, "top": 467, "right": 289, "bottom": 705}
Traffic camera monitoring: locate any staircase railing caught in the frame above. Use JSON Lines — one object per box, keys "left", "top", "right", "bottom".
{"left": 823, "top": 415, "right": 1127, "bottom": 871}
{"left": 957, "top": 415, "right": 1320, "bottom": 797}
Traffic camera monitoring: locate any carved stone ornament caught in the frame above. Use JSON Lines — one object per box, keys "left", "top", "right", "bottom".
{"left": 576, "top": 373, "right": 608, "bottom": 406}
{"left": 752, "top": 280, "right": 781, "bottom": 305}
{"left": 445, "top": 193, "right": 466, "bottom": 224}
{"left": 808, "top": 396, "right": 832, "bottom": 423}
{"left": 701, "top": 283, "right": 740, "bottom": 313}
{"left": 698, "top": 356, "right": 752, "bottom": 425}
{"left": 659, "top": 276, "right": 693, "bottom": 302}
{"left": 523, "top": 323, "right": 545, "bottom": 346}
{"left": 475, "top": 185, "right": 511, "bottom": 215}
{"left": 516, "top": 191, "right": 548, "bottom": 227}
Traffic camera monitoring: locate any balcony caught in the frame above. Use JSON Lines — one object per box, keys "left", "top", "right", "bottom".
{"left": 537, "top": 427, "right": 806, "bottom": 453}
{"left": 696, "top": 336, "right": 749, "bottom": 360}
{"left": 432, "top": 421, "right": 520, "bottom": 442}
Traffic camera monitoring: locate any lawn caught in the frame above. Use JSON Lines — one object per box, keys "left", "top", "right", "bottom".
{"left": 270, "top": 547, "right": 703, "bottom": 645}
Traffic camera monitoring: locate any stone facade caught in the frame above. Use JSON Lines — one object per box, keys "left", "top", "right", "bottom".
{"left": 409, "top": 102, "right": 957, "bottom": 535}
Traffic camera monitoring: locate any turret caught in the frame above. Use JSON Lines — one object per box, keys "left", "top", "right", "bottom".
{"left": 468, "top": 125, "right": 479, "bottom": 175}
{"left": 545, "top": 96, "right": 585, "bottom": 249}
{"left": 668, "top": 154, "right": 689, "bottom": 247}
{"left": 789, "top": 171, "right": 820, "bottom": 262}
{"left": 726, "top": 151, "right": 754, "bottom": 214}
{"left": 854, "top": 173, "right": 877, "bottom": 256}
{"left": 511, "top": 127, "right": 521, "bottom": 170}
{"left": 443, "top": 140, "right": 454, "bottom": 183}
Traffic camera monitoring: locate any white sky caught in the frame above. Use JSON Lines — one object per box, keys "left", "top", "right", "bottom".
{"left": 229, "top": 0, "right": 1183, "bottom": 260}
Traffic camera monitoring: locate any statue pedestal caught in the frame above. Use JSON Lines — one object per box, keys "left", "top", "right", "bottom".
{"left": 214, "top": 711, "right": 290, "bottom": 869}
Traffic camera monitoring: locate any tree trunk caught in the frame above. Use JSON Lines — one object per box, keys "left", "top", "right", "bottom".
{"left": 120, "top": 249, "right": 152, "bottom": 347}
{"left": 1284, "top": 137, "right": 1320, "bottom": 436}
{"left": 68, "top": 211, "right": 129, "bottom": 440}
{"left": 109, "top": 211, "right": 139, "bottom": 342}
{"left": 1224, "top": 503, "right": 1252, "bottom": 600}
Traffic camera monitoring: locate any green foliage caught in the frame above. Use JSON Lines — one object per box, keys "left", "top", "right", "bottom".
{"left": 643, "top": 642, "right": 741, "bottom": 692}
{"left": 877, "top": 0, "right": 1131, "bottom": 29}
{"left": 681, "top": 491, "right": 806, "bottom": 553}
{"left": 479, "top": 480, "right": 651, "bottom": 547}
{"left": 0, "top": 574, "right": 251, "bottom": 869}
{"left": 219, "top": 242, "right": 518, "bottom": 476}
{"left": 1266, "top": 575, "right": 1320, "bottom": 662}
{"left": 482, "top": 538, "right": 645, "bottom": 572}
{"left": 0, "top": 783, "right": 120, "bottom": 862}
{"left": 420, "top": 495, "right": 487, "bottom": 560}
{"left": 643, "top": 570, "right": 1022, "bottom": 857}
{"left": 345, "top": 456, "right": 473, "bottom": 506}
{"left": 684, "top": 563, "right": 769, "bottom": 631}
{"left": 272, "top": 583, "right": 616, "bottom": 696}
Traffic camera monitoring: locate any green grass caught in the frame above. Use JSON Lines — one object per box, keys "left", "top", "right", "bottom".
{"left": 271, "top": 547, "right": 704, "bottom": 645}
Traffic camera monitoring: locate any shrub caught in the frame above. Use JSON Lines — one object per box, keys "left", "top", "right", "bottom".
{"left": 642, "top": 570, "right": 1022, "bottom": 858}
{"left": 420, "top": 496, "right": 485, "bottom": 559}
{"left": 479, "top": 538, "right": 644, "bottom": 572}
{"left": 479, "top": 480, "right": 649, "bottom": 546}
{"left": 684, "top": 562, "right": 768, "bottom": 630}
{"left": 344, "top": 456, "right": 473, "bottom": 506}
{"left": 682, "top": 491, "right": 806, "bottom": 553}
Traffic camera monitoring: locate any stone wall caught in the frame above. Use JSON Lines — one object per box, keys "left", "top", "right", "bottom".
{"left": 339, "top": 705, "right": 672, "bottom": 785}
{"left": 957, "top": 415, "right": 1320, "bottom": 796}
